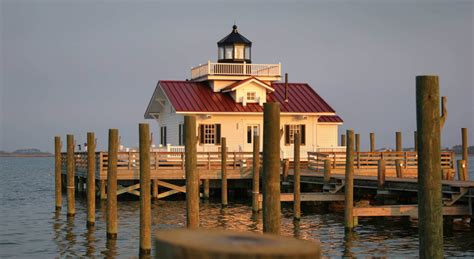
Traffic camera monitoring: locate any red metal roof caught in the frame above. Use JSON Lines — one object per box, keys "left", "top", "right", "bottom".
{"left": 318, "top": 115, "right": 343, "bottom": 123}
{"left": 159, "top": 80, "right": 339, "bottom": 115}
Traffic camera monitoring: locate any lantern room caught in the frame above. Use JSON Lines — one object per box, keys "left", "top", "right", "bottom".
{"left": 217, "top": 25, "right": 252, "bottom": 63}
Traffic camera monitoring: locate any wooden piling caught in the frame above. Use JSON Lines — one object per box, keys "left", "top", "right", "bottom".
{"left": 221, "top": 137, "right": 228, "bottom": 206}
{"left": 66, "top": 134, "right": 75, "bottom": 217}
{"left": 262, "top": 102, "right": 281, "bottom": 234}
{"left": 416, "top": 75, "right": 443, "bottom": 258}
{"left": 203, "top": 179, "right": 210, "bottom": 199}
{"left": 87, "top": 132, "right": 96, "bottom": 227}
{"left": 396, "top": 131, "right": 402, "bottom": 152}
{"left": 100, "top": 180, "right": 106, "bottom": 200}
{"left": 252, "top": 133, "right": 260, "bottom": 213}
{"left": 377, "top": 159, "right": 386, "bottom": 191}
{"left": 323, "top": 159, "right": 331, "bottom": 192}
{"left": 283, "top": 159, "right": 290, "bottom": 182}
{"left": 185, "top": 115, "right": 199, "bottom": 228}
{"left": 344, "top": 130, "right": 355, "bottom": 231}
{"left": 457, "top": 160, "right": 467, "bottom": 181}
{"left": 152, "top": 179, "right": 159, "bottom": 200}
{"left": 462, "top": 128, "right": 468, "bottom": 172}
{"left": 139, "top": 123, "right": 151, "bottom": 255}
{"left": 355, "top": 133, "right": 360, "bottom": 152}
{"left": 414, "top": 131, "right": 418, "bottom": 152}
{"left": 107, "top": 129, "right": 118, "bottom": 239}
{"left": 341, "top": 134, "right": 346, "bottom": 146}
{"left": 369, "top": 133, "right": 375, "bottom": 152}
{"left": 293, "top": 133, "right": 301, "bottom": 221}
{"left": 54, "top": 136, "right": 62, "bottom": 211}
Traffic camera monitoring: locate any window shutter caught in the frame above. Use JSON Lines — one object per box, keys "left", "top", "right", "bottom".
{"left": 199, "top": 125, "right": 204, "bottom": 144}
{"left": 178, "top": 124, "right": 182, "bottom": 145}
{"left": 300, "top": 125, "right": 306, "bottom": 145}
{"left": 216, "top": 124, "right": 221, "bottom": 145}
{"left": 164, "top": 126, "right": 167, "bottom": 145}
{"left": 285, "top": 125, "right": 290, "bottom": 145}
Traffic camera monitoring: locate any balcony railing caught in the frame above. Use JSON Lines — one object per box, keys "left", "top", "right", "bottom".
{"left": 191, "top": 61, "right": 281, "bottom": 80}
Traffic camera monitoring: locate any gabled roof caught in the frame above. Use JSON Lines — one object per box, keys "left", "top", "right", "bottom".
{"left": 318, "top": 115, "right": 343, "bottom": 123}
{"left": 149, "top": 80, "right": 340, "bottom": 116}
{"left": 221, "top": 77, "right": 274, "bottom": 93}
{"left": 217, "top": 25, "right": 252, "bottom": 46}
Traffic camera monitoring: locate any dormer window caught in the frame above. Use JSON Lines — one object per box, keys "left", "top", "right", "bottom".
{"left": 246, "top": 91, "right": 256, "bottom": 102}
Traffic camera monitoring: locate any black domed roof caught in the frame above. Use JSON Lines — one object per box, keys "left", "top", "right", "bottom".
{"left": 217, "top": 25, "right": 252, "bottom": 46}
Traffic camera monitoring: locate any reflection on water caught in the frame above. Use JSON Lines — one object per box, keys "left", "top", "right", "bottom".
{"left": 1, "top": 157, "right": 474, "bottom": 258}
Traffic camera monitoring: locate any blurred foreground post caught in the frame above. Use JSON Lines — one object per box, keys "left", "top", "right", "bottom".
{"left": 107, "top": 129, "right": 118, "bottom": 239}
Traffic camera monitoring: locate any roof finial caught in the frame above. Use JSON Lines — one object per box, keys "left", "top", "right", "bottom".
{"left": 232, "top": 23, "right": 238, "bottom": 33}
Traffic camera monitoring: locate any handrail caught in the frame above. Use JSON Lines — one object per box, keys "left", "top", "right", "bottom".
{"left": 191, "top": 62, "right": 281, "bottom": 79}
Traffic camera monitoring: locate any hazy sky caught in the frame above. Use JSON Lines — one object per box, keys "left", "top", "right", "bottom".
{"left": 1, "top": 0, "right": 473, "bottom": 152}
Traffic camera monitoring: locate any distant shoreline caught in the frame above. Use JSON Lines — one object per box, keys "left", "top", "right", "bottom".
{"left": 0, "top": 153, "right": 53, "bottom": 158}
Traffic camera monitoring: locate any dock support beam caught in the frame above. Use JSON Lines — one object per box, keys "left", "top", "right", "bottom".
{"left": 457, "top": 160, "right": 467, "bottom": 181}
{"left": 414, "top": 131, "right": 418, "bottom": 152}
{"left": 323, "top": 159, "right": 331, "bottom": 192}
{"left": 100, "top": 180, "right": 106, "bottom": 200}
{"left": 107, "top": 129, "right": 118, "bottom": 239}
{"left": 395, "top": 159, "right": 403, "bottom": 178}
{"left": 203, "top": 179, "right": 210, "bottom": 199}
{"left": 262, "top": 102, "right": 281, "bottom": 234}
{"left": 341, "top": 134, "right": 346, "bottom": 147}
{"left": 66, "top": 134, "right": 75, "bottom": 217}
{"left": 185, "top": 115, "right": 199, "bottom": 229}
{"left": 293, "top": 133, "right": 301, "bottom": 221}
{"left": 221, "top": 137, "right": 228, "bottom": 206}
{"left": 462, "top": 128, "right": 468, "bottom": 172}
{"left": 152, "top": 179, "right": 159, "bottom": 200}
{"left": 416, "top": 75, "right": 443, "bottom": 258}
{"left": 396, "top": 131, "right": 402, "bottom": 152}
{"left": 87, "top": 132, "right": 96, "bottom": 227}
{"left": 252, "top": 133, "right": 260, "bottom": 213}
{"left": 54, "top": 136, "right": 62, "bottom": 211}
{"left": 377, "top": 159, "right": 386, "bottom": 193}
{"left": 344, "top": 130, "right": 356, "bottom": 231}
{"left": 139, "top": 123, "right": 151, "bottom": 255}
{"left": 370, "top": 132, "right": 375, "bottom": 152}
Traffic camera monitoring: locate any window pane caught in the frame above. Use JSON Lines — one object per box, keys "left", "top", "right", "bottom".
{"left": 225, "top": 46, "right": 233, "bottom": 59}
{"left": 218, "top": 47, "right": 224, "bottom": 60}
{"left": 245, "top": 46, "right": 251, "bottom": 60}
{"left": 235, "top": 45, "right": 244, "bottom": 59}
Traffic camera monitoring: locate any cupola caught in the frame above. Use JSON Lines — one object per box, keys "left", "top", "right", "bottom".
{"left": 217, "top": 25, "right": 252, "bottom": 63}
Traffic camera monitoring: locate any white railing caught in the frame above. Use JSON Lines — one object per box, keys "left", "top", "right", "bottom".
{"left": 191, "top": 61, "right": 281, "bottom": 79}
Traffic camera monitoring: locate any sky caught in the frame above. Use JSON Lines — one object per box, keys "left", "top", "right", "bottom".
{"left": 1, "top": 0, "right": 473, "bottom": 152}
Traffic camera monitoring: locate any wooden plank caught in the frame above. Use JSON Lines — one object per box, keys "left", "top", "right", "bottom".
{"left": 117, "top": 183, "right": 140, "bottom": 196}
{"left": 258, "top": 193, "right": 344, "bottom": 202}
{"left": 353, "top": 205, "right": 471, "bottom": 217}
{"left": 156, "top": 180, "right": 186, "bottom": 193}
{"left": 158, "top": 189, "right": 181, "bottom": 199}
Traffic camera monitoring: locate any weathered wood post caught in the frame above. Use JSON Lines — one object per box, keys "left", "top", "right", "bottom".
{"left": 293, "top": 133, "right": 301, "bottom": 221}
{"left": 107, "top": 129, "right": 118, "bottom": 239}
{"left": 457, "top": 160, "right": 467, "bottom": 181}
{"left": 154, "top": 229, "right": 321, "bottom": 258}
{"left": 416, "top": 75, "right": 443, "bottom": 258}
{"left": 54, "top": 136, "right": 62, "bottom": 211}
{"left": 185, "top": 115, "right": 199, "bottom": 228}
{"left": 282, "top": 159, "right": 290, "bottom": 182}
{"left": 100, "top": 180, "right": 106, "bottom": 200}
{"left": 341, "top": 134, "right": 346, "bottom": 146}
{"left": 369, "top": 133, "right": 375, "bottom": 152}
{"left": 66, "top": 134, "right": 75, "bottom": 217}
{"left": 221, "top": 137, "right": 228, "bottom": 206}
{"left": 377, "top": 159, "right": 386, "bottom": 193}
{"left": 396, "top": 131, "right": 402, "bottom": 152}
{"left": 355, "top": 133, "right": 360, "bottom": 152}
{"left": 462, "top": 128, "right": 468, "bottom": 172}
{"left": 323, "top": 159, "right": 331, "bottom": 192}
{"left": 262, "top": 102, "right": 281, "bottom": 234}
{"left": 87, "top": 132, "right": 96, "bottom": 227}
{"left": 139, "top": 123, "right": 151, "bottom": 255}
{"left": 252, "top": 133, "right": 260, "bottom": 213}
{"left": 395, "top": 159, "right": 403, "bottom": 178}
{"left": 414, "top": 131, "right": 418, "bottom": 152}
{"left": 152, "top": 179, "right": 159, "bottom": 200}
{"left": 203, "top": 179, "right": 210, "bottom": 199}
{"left": 344, "top": 130, "right": 355, "bottom": 231}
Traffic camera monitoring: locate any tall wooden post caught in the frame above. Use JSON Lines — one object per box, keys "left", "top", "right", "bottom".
{"left": 414, "top": 131, "right": 418, "bottom": 152}
{"left": 100, "top": 180, "right": 106, "bottom": 200}
{"left": 369, "top": 133, "right": 375, "bottom": 152}
{"left": 66, "top": 134, "right": 75, "bottom": 217}
{"left": 152, "top": 179, "right": 159, "bottom": 200}
{"left": 396, "top": 131, "right": 402, "bottom": 152}
{"left": 221, "top": 137, "right": 228, "bottom": 206}
{"left": 262, "top": 102, "right": 281, "bottom": 234}
{"left": 185, "top": 116, "right": 199, "bottom": 228}
{"left": 252, "top": 134, "right": 260, "bottom": 213}
{"left": 87, "top": 132, "right": 96, "bottom": 227}
{"left": 457, "top": 160, "right": 467, "bottom": 181}
{"left": 139, "top": 123, "right": 151, "bottom": 255}
{"left": 344, "top": 130, "right": 355, "bottom": 231}
{"left": 293, "top": 133, "right": 301, "bottom": 221}
{"left": 395, "top": 159, "right": 403, "bottom": 178}
{"left": 462, "top": 128, "right": 468, "bottom": 171}
{"left": 107, "top": 129, "right": 118, "bottom": 239}
{"left": 341, "top": 134, "right": 346, "bottom": 146}
{"left": 203, "top": 179, "right": 210, "bottom": 199}
{"left": 54, "top": 136, "right": 62, "bottom": 211}
{"left": 355, "top": 133, "right": 360, "bottom": 152}
{"left": 377, "top": 159, "right": 386, "bottom": 192}
{"left": 323, "top": 159, "right": 331, "bottom": 192}
{"left": 416, "top": 75, "right": 443, "bottom": 258}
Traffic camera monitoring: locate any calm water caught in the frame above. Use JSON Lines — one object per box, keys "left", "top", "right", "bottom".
{"left": 1, "top": 156, "right": 473, "bottom": 258}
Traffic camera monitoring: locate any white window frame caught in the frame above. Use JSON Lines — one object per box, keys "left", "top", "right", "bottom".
{"left": 246, "top": 91, "right": 257, "bottom": 102}
{"left": 203, "top": 124, "right": 216, "bottom": 144}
